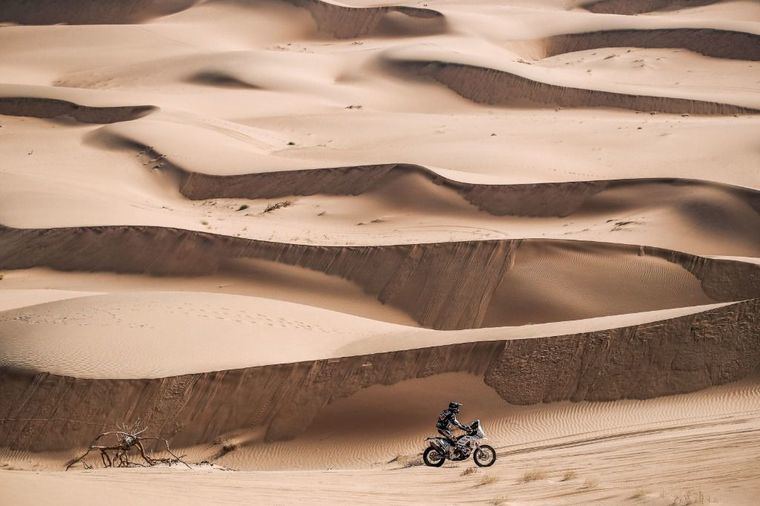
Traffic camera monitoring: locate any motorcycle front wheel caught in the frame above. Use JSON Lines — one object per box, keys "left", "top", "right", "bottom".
{"left": 423, "top": 447, "right": 445, "bottom": 467}
{"left": 473, "top": 445, "right": 496, "bottom": 467}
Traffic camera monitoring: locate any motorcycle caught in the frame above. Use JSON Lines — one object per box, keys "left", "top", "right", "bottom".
{"left": 422, "top": 419, "right": 496, "bottom": 467}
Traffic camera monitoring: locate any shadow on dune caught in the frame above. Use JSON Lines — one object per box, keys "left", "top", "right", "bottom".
{"left": 0, "top": 0, "right": 200, "bottom": 24}
{"left": 580, "top": 0, "right": 726, "bottom": 15}
{"left": 0, "top": 97, "right": 156, "bottom": 123}
{"left": 388, "top": 59, "right": 759, "bottom": 114}
{"left": 544, "top": 28, "right": 760, "bottom": 61}
{"left": 91, "top": 133, "right": 760, "bottom": 220}
{"left": 283, "top": 0, "right": 447, "bottom": 38}
{"left": 185, "top": 70, "right": 261, "bottom": 89}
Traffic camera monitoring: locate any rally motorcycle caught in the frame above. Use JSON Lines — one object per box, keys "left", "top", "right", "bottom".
{"left": 422, "top": 419, "right": 496, "bottom": 467}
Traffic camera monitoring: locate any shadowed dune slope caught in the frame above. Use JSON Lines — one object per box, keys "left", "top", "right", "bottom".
{"left": 1, "top": 225, "right": 758, "bottom": 328}
{"left": 0, "top": 0, "right": 199, "bottom": 24}
{"left": 284, "top": 0, "right": 446, "bottom": 38}
{"left": 391, "top": 60, "right": 758, "bottom": 114}
{"left": 119, "top": 141, "right": 758, "bottom": 219}
{"left": 95, "top": 133, "right": 760, "bottom": 219}
{"left": 0, "top": 298, "right": 757, "bottom": 452}
{"left": 544, "top": 29, "right": 760, "bottom": 61}
{"left": 0, "top": 97, "right": 156, "bottom": 124}
{"left": 581, "top": 0, "right": 726, "bottom": 15}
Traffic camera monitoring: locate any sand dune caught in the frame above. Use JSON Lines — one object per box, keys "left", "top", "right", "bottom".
{"left": 2, "top": 224, "right": 758, "bottom": 328}
{"left": 580, "top": 0, "right": 728, "bottom": 15}
{"left": 0, "top": 289, "right": 100, "bottom": 312}
{"left": 544, "top": 28, "right": 760, "bottom": 61}
{"left": 1, "top": 299, "right": 757, "bottom": 451}
{"left": 391, "top": 59, "right": 758, "bottom": 114}
{"left": 108, "top": 134, "right": 760, "bottom": 216}
{"left": 0, "top": 290, "right": 734, "bottom": 379}
{"left": 0, "top": 0, "right": 199, "bottom": 25}
{"left": 286, "top": 0, "right": 447, "bottom": 39}
{"left": 1, "top": 0, "right": 758, "bottom": 503}
{"left": 117, "top": 139, "right": 760, "bottom": 222}
{"left": 0, "top": 97, "right": 156, "bottom": 124}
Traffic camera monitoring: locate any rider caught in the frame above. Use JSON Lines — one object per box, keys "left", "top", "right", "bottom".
{"left": 436, "top": 401, "right": 469, "bottom": 455}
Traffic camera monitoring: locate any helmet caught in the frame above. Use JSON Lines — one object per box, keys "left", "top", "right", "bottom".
{"left": 448, "top": 401, "right": 462, "bottom": 412}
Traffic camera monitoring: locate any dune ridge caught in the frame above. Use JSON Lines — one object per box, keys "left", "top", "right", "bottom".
{"left": 285, "top": 0, "right": 446, "bottom": 38}
{"left": 173, "top": 165, "right": 760, "bottom": 219}
{"left": 581, "top": 0, "right": 726, "bottom": 15}
{"left": 0, "top": 0, "right": 199, "bottom": 25}
{"left": 0, "top": 97, "right": 156, "bottom": 124}
{"left": 544, "top": 28, "right": 760, "bottom": 61}
{"left": 0, "top": 298, "right": 756, "bottom": 452}
{"left": 393, "top": 60, "right": 759, "bottom": 114}
{"left": 100, "top": 135, "right": 760, "bottom": 218}
{"left": 1, "top": 224, "right": 758, "bottom": 329}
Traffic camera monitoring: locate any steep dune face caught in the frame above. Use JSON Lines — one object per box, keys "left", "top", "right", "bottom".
{"left": 0, "top": 0, "right": 199, "bottom": 25}
{"left": 544, "top": 29, "right": 760, "bottom": 61}
{"left": 0, "top": 98, "right": 156, "bottom": 123}
{"left": 393, "top": 60, "right": 758, "bottom": 114}
{"left": 580, "top": 0, "right": 726, "bottom": 15}
{"left": 134, "top": 144, "right": 759, "bottom": 219}
{"left": 96, "top": 132, "right": 760, "bottom": 221}
{"left": 1, "top": 299, "right": 757, "bottom": 452}
{"left": 1, "top": 225, "right": 758, "bottom": 328}
{"left": 285, "top": 0, "right": 446, "bottom": 38}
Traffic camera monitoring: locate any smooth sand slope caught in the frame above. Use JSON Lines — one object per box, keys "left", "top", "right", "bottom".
{"left": 0, "top": 290, "right": 737, "bottom": 378}
{"left": 1, "top": 0, "right": 759, "bottom": 504}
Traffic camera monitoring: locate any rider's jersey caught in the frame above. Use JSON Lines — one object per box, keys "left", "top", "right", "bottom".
{"left": 436, "top": 409, "right": 466, "bottom": 431}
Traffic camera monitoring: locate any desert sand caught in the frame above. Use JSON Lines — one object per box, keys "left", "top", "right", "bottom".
{"left": 1, "top": 0, "right": 759, "bottom": 504}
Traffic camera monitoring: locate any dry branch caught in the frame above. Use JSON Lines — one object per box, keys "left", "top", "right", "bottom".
{"left": 65, "top": 420, "right": 190, "bottom": 470}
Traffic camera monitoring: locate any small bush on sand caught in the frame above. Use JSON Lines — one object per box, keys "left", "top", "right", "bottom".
{"left": 561, "top": 470, "right": 576, "bottom": 481}
{"left": 461, "top": 467, "right": 477, "bottom": 476}
{"left": 476, "top": 474, "right": 498, "bottom": 487}
{"left": 489, "top": 496, "right": 509, "bottom": 505}
{"left": 237, "top": 204, "right": 249, "bottom": 211}
{"left": 263, "top": 200, "right": 292, "bottom": 213}
{"left": 519, "top": 469, "right": 547, "bottom": 483}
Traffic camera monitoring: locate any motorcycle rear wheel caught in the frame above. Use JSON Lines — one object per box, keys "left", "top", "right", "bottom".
{"left": 423, "top": 447, "right": 445, "bottom": 467}
{"left": 473, "top": 445, "right": 496, "bottom": 467}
